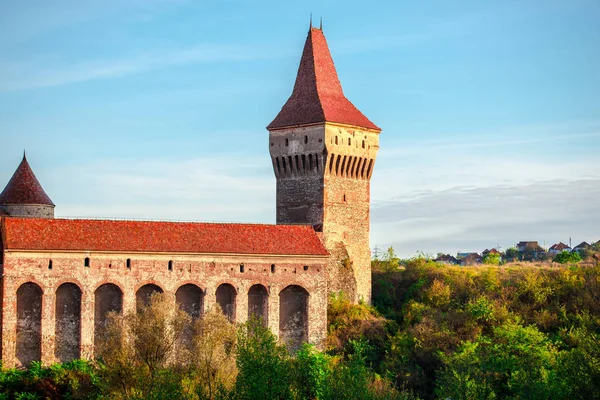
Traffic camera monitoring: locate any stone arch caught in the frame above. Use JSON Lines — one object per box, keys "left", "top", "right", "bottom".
{"left": 16, "top": 282, "right": 43, "bottom": 366}
{"left": 279, "top": 285, "right": 309, "bottom": 350}
{"left": 216, "top": 283, "right": 236, "bottom": 322}
{"left": 94, "top": 283, "right": 123, "bottom": 350}
{"left": 175, "top": 284, "right": 204, "bottom": 320}
{"left": 248, "top": 284, "right": 268, "bottom": 326}
{"left": 136, "top": 283, "right": 163, "bottom": 311}
{"left": 55, "top": 282, "right": 82, "bottom": 363}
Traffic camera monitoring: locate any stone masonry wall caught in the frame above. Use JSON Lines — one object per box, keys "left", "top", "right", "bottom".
{"left": 0, "top": 250, "right": 328, "bottom": 367}
{"left": 0, "top": 205, "right": 54, "bottom": 219}
{"left": 269, "top": 122, "right": 379, "bottom": 303}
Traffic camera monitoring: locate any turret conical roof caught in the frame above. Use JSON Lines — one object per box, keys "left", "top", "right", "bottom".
{"left": 0, "top": 154, "right": 54, "bottom": 206}
{"left": 267, "top": 27, "right": 380, "bottom": 131}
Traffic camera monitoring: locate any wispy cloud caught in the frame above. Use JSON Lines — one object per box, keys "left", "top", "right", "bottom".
{"left": 0, "top": 42, "right": 278, "bottom": 92}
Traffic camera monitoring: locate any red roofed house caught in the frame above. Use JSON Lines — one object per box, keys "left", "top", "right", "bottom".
{"left": 0, "top": 24, "right": 381, "bottom": 367}
{"left": 549, "top": 242, "right": 571, "bottom": 255}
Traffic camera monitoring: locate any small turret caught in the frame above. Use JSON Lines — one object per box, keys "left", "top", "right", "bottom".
{"left": 0, "top": 153, "right": 55, "bottom": 218}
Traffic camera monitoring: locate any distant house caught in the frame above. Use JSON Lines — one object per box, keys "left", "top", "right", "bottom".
{"left": 456, "top": 252, "right": 475, "bottom": 259}
{"left": 549, "top": 242, "right": 571, "bottom": 255}
{"left": 573, "top": 242, "right": 591, "bottom": 254}
{"left": 434, "top": 254, "right": 459, "bottom": 265}
{"left": 516, "top": 241, "right": 544, "bottom": 252}
{"left": 482, "top": 248, "right": 500, "bottom": 257}
{"left": 460, "top": 253, "right": 482, "bottom": 266}
{"left": 516, "top": 241, "right": 546, "bottom": 261}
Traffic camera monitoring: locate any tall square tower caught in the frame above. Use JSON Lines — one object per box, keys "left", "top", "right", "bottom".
{"left": 267, "top": 27, "right": 381, "bottom": 302}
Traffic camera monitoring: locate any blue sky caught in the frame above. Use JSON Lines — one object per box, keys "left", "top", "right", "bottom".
{"left": 1, "top": 0, "right": 599, "bottom": 257}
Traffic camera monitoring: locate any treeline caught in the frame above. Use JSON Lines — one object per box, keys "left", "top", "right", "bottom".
{"left": 0, "top": 293, "right": 411, "bottom": 400}
{"left": 368, "top": 253, "right": 600, "bottom": 399}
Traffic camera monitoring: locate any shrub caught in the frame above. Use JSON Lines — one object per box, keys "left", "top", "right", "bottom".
{"left": 554, "top": 250, "right": 582, "bottom": 264}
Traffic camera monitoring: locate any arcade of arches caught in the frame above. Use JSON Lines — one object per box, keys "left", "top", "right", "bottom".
{"left": 9, "top": 280, "right": 313, "bottom": 366}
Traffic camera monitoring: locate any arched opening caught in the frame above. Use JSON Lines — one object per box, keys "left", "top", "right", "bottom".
{"left": 16, "top": 282, "right": 43, "bottom": 366}
{"left": 84, "top": 257, "right": 90, "bottom": 267}
{"left": 55, "top": 283, "right": 82, "bottom": 363}
{"left": 136, "top": 284, "right": 163, "bottom": 312}
{"left": 176, "top": 284, "right": 204, "bottom": 320}
{"left": 94, "top": 283, "right": 123, "bottom": 351}
{"left": 248, "top": 285, "right": 268, "bottom": 326}
{"left": 176, "top": 284, "right": 204, "bottom": 347}
{"left": 279, "top": 285, "right": 309, "bottom": 350}
{"left": 216, "top": 283, "right": 236, "bottom": 322}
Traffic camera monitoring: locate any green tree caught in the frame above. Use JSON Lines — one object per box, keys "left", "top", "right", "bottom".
{"left": 294, "top": 343, "right": 331, "bottom": 400}
{"left": 95, "top": 292, "right": 191, "bottom": 399}
{"left": 483, "top": 253, "right": 501, "bottom": 265}
{"left": 554, "top": 250, "right": 582, "bottom": 264}
{"left": 191, "top": 307, "right": 237, "bottom": 399}
{"left": 503, "top": 247, "right": 520, "bottom": 262}
{"left": 437, "top": 320, "right": 561, "bottom": 400}
{"left": 235, "top": 317, "right": 293, "bottom": 400}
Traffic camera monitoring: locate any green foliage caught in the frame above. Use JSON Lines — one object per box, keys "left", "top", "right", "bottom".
{"left": 294, "top": 343, "right": 331, "bottom": 400}
{"left": 554, "top": 250, "right": 582, "bottom": 264}
{"left": 235, "top": 316, "right": 293, "bottom": 400}
{"left": 372, "top": 262, "right": 600, "bottom": 399}
{"left": 437, "top": 320, "right": 562, "bottom": 400}
{"left": 503, "top": 247, "right": 520, "bottom": 262}
{"left": 0, "top": 360, "right": 103, "bottom": 399}
{"left": 483, "top": 253, "right": 501, "bottom": 265}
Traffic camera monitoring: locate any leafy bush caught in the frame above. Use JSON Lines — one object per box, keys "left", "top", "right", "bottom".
{"left": 554, "top": 250, "right": 582, "bottom": 264}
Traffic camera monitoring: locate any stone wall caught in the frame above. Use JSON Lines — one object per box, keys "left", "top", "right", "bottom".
{"left": 269, "top": 122, "right": 380, "bottom": 302}
{"left": 0, "top": 250, "right": 328, "bottom": 366}
{"left": 0, "top": 205, "right": 55, "bottom": 219}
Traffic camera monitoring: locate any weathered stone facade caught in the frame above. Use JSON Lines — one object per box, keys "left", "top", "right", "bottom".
{"left": 0, "top": 204, "right": 54, "bottom": 219}
{"left": 267, "top": 27, "right": 381, "bottom": 302}
{"left": 269, "top": 123, "right": 379, "bottom": 302}
{"left": 0, "top": 247, "right": 328, "bottom": 366}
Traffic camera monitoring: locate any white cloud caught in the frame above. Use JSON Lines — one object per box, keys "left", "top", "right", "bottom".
{"left": 0, "top": 42, "right": 277, "bottom": 92}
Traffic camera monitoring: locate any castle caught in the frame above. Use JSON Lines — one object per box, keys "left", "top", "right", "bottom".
{"left": 0, "top": 26, "right": 380, "bottom": 367}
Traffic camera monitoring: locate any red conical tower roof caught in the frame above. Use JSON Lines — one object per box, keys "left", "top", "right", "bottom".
{"left": 267, "top": 27, "right": 380, "bottom": 131}
{"left": 0, "top": 154, "right": 54, "bottom": 206}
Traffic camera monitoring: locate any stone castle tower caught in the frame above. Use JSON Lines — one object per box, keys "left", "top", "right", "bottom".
{"left": 267, "top": 26, "right": 381, "bottom": 302}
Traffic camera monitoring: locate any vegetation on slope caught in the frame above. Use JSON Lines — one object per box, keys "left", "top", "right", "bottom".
{"left": 371, "top": 253, "right": 600, "bottom": 399}
{"left": 2, "top": 253, "right": 599, "bottom": 399}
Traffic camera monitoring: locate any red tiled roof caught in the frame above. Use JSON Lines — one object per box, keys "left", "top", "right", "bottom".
{"left": 1, "top": 218, "right": 329, "bottom": 256}
{"left": 0, "top": 155, "right": 54, "bottom": 206}
{"left": 549, "top": 242, "right": 570, "bottom": 251}
{"left": 267, "top": 28, "right": 380, "bottom": 131}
